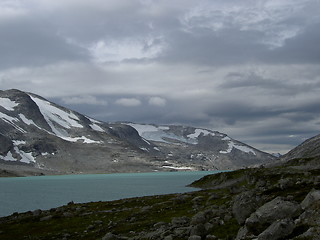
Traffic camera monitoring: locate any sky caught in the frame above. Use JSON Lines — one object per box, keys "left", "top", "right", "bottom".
{"left": 1, "top": 0, "right": 320, "bottom": 154}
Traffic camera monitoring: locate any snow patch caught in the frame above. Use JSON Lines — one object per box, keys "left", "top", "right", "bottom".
{"left": 0, "top": 112, "right": 26, "bottom": 133}
{"left": 19, "top": 114, "right": 35, "bottom": 125}
{"left": 18, "top": 149, "right": 36, "bottom": 163}
{"left": 187, "top": 129, "right": 215, "bottom": 139}
{"left": 142, "top": 138, "right": 151, "bottom": 145}
{"left": 220, "top": 141, "right": 256, "bottom": 155}
{"left": 162, "top": 166, "right": 194, "bottom": 170}
{"left": 89, "top": 123, "right": 105, "bottom": 132}
{"left": 12, "top": 140, "right": 26, "bottom": 145}
{"left": 29, "top": 95, "right": 83, "bottom": 130}
{"left": 158, "top": 126, "right": 170, "bottom": 130}
{"left": 2, "top": 151, "right": 16, "bottom": 161}
{"left": 127, "top": 123, "right": 197, "bottom": 144}
{"left": 0, "top": 97, "right": 19, "bottom": 111}
{"left": 58, "top": 136, "right": 103, "bottom": 144}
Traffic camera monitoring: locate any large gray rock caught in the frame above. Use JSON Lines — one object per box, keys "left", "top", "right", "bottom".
{"left": 171, "top": 216, "right": 190, "bottom": 227}
{"left": 235, "top": 226, "right": 257, "bottom": 240}
{"left": 190, "top": 224, "right": 207, "bottom": 238}
{"left": 257, "top": 218, "right": 295, "bottom": 240}
{"left": 191, "top": 209, "right": 214, "bottom": 225}
{"left": 296, "top": 227, "right": 320, "bottom": 239}
{"left": 245, "top": 197, "right": 301, "bottom": 234}
{"left": 101, "top": 233, "right": 120, "bottom": 240}
{"left": 188, "top": 236, "right": 201, "bottom": 240}
{"left": 301, "top": 189, "right": 320, "bottom": 210}
{"left": 232, "top": 190, "right": 260, "bottom": 225}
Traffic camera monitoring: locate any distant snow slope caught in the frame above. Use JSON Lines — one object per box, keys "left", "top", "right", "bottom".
{"left": 128, "top": 123, "right": 257, "bottom": 155}
{"left": 0, "top": 97, "right": 19, "bottom": 111}
{"left": 28, "top": 94, "right": 103, "bottom": 144}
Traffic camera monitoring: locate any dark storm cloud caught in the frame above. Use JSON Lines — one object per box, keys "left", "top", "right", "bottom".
{"left": 160, "top": 28, "right": 266, "bottom": 65}
{"left": 220, "top": 71, "right": 320, "bottom": 96}
{"left": 0, "top": 17, "right": 88, "bottom": 69}
{"left": 1, "top": 0, "right": 320, "bottom": 154}
{"left": 264, "top": 22, "right": 320, "bottom": 64}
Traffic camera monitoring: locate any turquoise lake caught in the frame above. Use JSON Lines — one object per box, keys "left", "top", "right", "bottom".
{"left": 0, "top": 171, "right": 221, "bottom": 217}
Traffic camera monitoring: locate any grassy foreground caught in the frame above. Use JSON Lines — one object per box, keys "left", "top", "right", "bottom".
{"left": 0, "top": 157, "right": 319, "bottom": 240}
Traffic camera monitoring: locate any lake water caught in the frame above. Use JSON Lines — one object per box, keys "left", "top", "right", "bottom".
{"left": 0, "top": 171, "right": 221, "bottom": 217}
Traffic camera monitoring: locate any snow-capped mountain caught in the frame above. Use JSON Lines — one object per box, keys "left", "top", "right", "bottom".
{"left": 0, "top": 89, "right": 275, "bottom": 176}
{"left": 126, "top": 123, "right": 275, "bottom": 170}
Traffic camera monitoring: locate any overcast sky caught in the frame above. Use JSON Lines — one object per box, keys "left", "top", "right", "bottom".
{"left": 1, "top": 0, "right": 320, "bottom": 154}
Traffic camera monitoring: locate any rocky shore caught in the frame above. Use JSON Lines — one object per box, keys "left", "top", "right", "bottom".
{"left": 0, "top": 156, "right": 319, "bottom": 240}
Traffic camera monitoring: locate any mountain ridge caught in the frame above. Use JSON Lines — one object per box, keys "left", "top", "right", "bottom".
{"left": 0, "top": 89, "right": 276, "bottom": 176}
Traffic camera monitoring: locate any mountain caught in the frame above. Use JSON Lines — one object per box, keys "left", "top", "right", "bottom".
{"left": 282, "top": 134, "right": 320, "bottom": 161}
{"left": 0, "top": 89, "right": 275, "bottom": 176}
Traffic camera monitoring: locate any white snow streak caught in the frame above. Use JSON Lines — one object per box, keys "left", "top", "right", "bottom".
{"left": 12, "top": 140, "right": 26, "bottom": 145}
{"left": 89, "top": 123, "right": 105, "bottom": 132}
{"left": 0, "top": 112, "right": 26, "bottom": 133}
{"left": 220, "top": 141, "right": 256, "bottom": 155}
{"left": 187, "top": 129, "right": 215, "bottom": 139}
{"left": 0, "top": 97, "right": 19, "bottom": 111}
{"left": 162, "top": 166, "right": 194, "bottom": 170}
{"left": 29, "top": 95, "right": 83, "bottom": 130}
{"left": 1, "top": 146, "right": 36, "bottom": 164}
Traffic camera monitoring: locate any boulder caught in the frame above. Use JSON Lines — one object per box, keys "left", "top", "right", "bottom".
{"left": 171, "top": 216, "right": 190, "bottom": 227}
{"left": 301, "top": 189, "right": 320, "bottom": 210}
{"left": 296, "top": 227, "right": 320, "bottom": 239}
{"left": 191, "top": 209, "right": 213, "bottom": 225}
{"left": 188, "top": 236, "right": 201, "bottom": 240}
{"left": 205, "top": 235, "right": 218, "bottom": 240}
{"left": 101, "top": 233, "right": 120, "bottom": 240}
{"left": 190, "top": 224, "right": 207, "bottom": 238}
{"left": 245, "top": 197, "right": 301, "bottom": 234}
{"left": 257, "top": 218, "right": 295, "bottom": 240}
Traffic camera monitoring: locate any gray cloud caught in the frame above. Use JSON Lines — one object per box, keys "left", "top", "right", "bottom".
{"left": 0, "top": 17, "right": 88, "bottom": 69}
{"left": 1, "top": 0, "right": 320, "bottom": 154}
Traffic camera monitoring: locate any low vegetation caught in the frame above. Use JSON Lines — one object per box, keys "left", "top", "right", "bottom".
{"left": 0, "top": 156, "right": 319, "bottom": 239}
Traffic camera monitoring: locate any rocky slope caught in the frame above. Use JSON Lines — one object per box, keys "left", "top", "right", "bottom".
{"left": 0, "top": 155, "right": 319, "bottom": 240}
{"left": 0, "top": 89, "right": 275, "bottom": 175}
{"left": 281, "top": 134, "right": 320, "bottom": 161}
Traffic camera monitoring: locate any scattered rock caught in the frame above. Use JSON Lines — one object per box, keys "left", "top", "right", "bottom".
{"left": 101, "top": 232, "right": 120, "bottom": 240}
{"left": 171, "top": 216, "right": 189, "bottom": 227}
{"left": 32, "top": 209, "right": 42, "bottom": 217}
{"left": 277, "top": 178, "right": 294, "bottom": 190}
{"left": 245, "top": 197, "right": 301, "bottom": 234}
{"left": 188, "top": 235, "right": 201, "bottom": 240}
{"left": 257, "top": 218, "right": 295, "bottom": 240}
{"left": 191, "top": 209, "right": 213, "bottom": 225}
{"left": 86, "top": 225, "right": 95, "bottom": 231}
{"left": 232, "top": 190, "right": 261, "bottom": 225}
{"left": 205, "top": 235, "right": 218, "bottom": 240}
{"left": 163, "top": 235, "right": 173, "bottom": 240}
{"left": 190, "top": 224, "right": 207, "bottom": 238}
{"left": 40, "top": 215, "right": 53, "bottom": 221}
{"left": 63, "top": 212, "right": 73, "bottom": 218}
{"left": 301, "top": 189, "right": 320, "bottom": 210}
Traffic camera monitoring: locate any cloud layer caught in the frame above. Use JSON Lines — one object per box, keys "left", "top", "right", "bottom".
{"left": 1, "top": 0, "right": 320, "bottom": 153}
